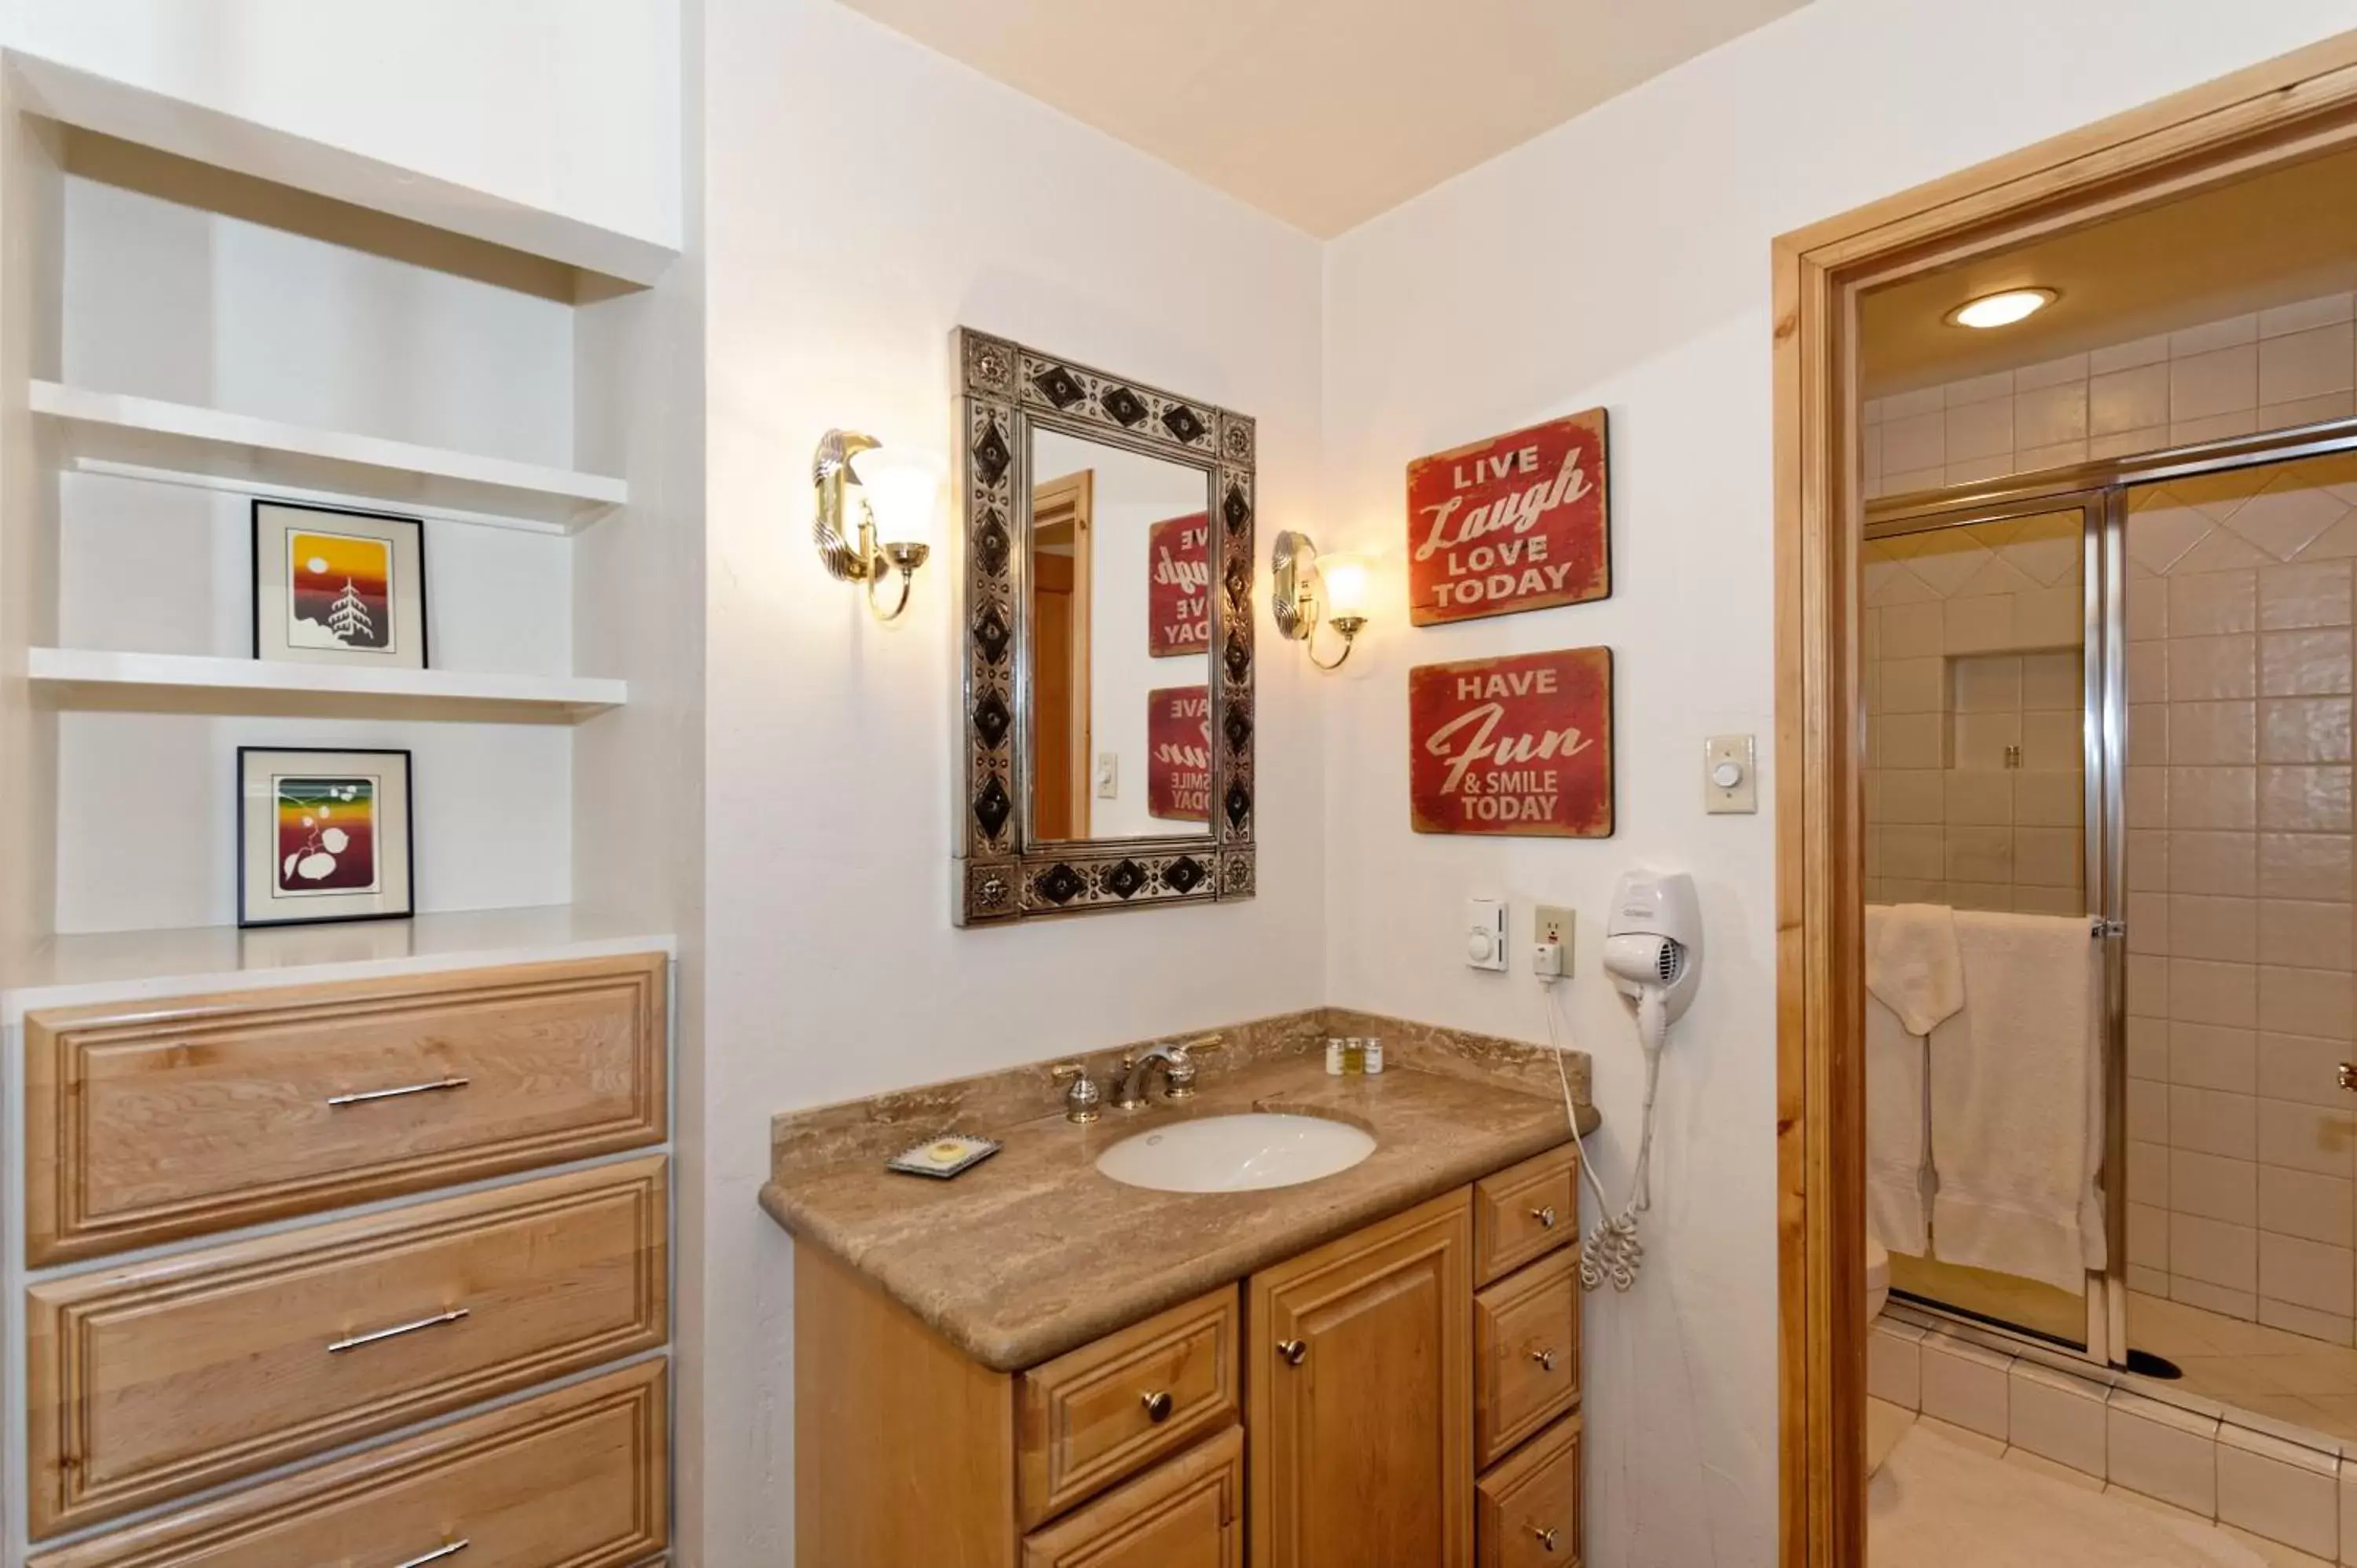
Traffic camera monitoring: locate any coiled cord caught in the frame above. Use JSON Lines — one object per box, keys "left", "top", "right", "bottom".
{"left": 1545, "top": 973, "right": 1665, "bottom": 1294}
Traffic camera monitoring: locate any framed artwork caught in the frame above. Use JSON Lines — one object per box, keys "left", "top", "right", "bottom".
{"left": 236, "top": 746, "right": 415, "bottom": 927}
{"left": 251, "top": 500, "right": 427, "bottom": 668}
{"left": 1407, "top": 647, "right": 1614, "bottom": 837}
{"left": 1146, "top": 685, "right": 1211, "bottom": 822}
{"left": 1405, "top": 409, "right": 1610, "bottom": 625}
{"left": 1147, "top": 511, "right": 1211, "bottom": 656}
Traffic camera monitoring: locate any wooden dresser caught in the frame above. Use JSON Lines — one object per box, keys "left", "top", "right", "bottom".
{"left": 797, "top": 1141, "right": 1584, "bottom": 1567}
{"left": 7, "top": 953, "right": 673, "bottom": 1568}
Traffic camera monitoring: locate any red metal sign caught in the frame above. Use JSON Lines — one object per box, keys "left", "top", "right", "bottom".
{"left": 1147, "top": 685, "right": 1211, "bottom": 822}
{"left": 1148, "top": 512, "right": 1211, "bottom": 657}
{"left": 1405, "top": 411, "right": 1609, "bottom": 626}
{"left": 1408, "top": 649, "right": 1613, "bottom": 837}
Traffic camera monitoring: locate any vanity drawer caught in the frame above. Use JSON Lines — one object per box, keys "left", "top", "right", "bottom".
{"left": 26, "top": 1358, "right": 668, "bottom": 1568}
{"left": 1018, "top": 1284, "right": 1240, "bottom": 1528}
{"left": 1476, "top": 1413, "right": 1582, "bottom": 1568}
{"left": 27, "top": 1156, "right": 669, "bottom": 1537}
{"left": 1473, "top": 1144, "right": 1577, "bottom": 1287}
{"left": 1473, "top": 1248, "right": 1580, "bottom": 1471}
{"left": 1022, "top": 1426, "right": 1244, "bottom": 1568}
{"left": 26, "top": 953, "right": 668, "bottom": 1265}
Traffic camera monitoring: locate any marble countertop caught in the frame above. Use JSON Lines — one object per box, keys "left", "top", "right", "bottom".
{"left": 760, "top": 1051, "right": 1594, "bottom": 1372}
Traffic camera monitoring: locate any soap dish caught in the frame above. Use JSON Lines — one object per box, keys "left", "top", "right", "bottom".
{"left": 888, "top": 1133, "right": 1002, "bottom": 1179}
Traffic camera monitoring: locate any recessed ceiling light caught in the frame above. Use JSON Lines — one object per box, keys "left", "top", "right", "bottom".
{"left": 1946, "top": 288, "right": 2058, "bottom": 329}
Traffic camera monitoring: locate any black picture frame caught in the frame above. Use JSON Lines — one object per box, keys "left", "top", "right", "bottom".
{"left": 235, "top": 745, "right": 417, "bottom": 929}
{"left": 249, "top": 499, "right": 431, "bottom": 668}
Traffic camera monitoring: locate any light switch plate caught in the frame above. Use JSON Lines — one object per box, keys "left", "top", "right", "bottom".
{"left": 1466, "top": 898, "right": 1506, "bottom": 972}
{"left": 1705, "top": 734, "right": 1758, "bottom": 814}
{"left": 1095, "top": 753, "right": 1118, "bottom": 800}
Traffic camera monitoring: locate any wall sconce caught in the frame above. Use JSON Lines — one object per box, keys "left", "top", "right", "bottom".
{"left": 812, "top": 430, "right": 943, "bottom": 620}
{"left": 1271, "top": 530, "right": 1370, "bottom": 671}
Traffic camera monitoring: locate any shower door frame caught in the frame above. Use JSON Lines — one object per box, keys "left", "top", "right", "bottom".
{"left": 1864, "top": 419, "right": 2357, "bottom": 1372}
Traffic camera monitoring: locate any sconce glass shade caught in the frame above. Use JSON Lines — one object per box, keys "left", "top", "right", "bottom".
{"left": 1318, "top": 552, "right": 1372, "bottom": 622}
{"left": 855, "top": 445, "right": 945, "bottom": 551}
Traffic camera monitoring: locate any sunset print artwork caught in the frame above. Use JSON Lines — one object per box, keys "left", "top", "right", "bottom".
{"left": 251, "top": 501, "right": 427, "bottom": 669}
{"left": 273, "top": 775, "right": 379, "bottom": 895}
{"left": 238, "top": 746, "right": 414, "bottom": 927}
{"left": 287, "top": 530, "right": 395, "bottom": 653}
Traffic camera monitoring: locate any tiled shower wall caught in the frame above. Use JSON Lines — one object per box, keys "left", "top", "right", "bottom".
{"left": 2122, "top": 456, "right": 2357, "bottom": 1346}
{"left": 1862, "top": 511, "right": 2088, "bottom": 914}
{"left": 1864, "top": 291, "right": 2357, "bottom": 500}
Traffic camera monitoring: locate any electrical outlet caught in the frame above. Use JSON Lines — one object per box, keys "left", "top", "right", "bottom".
{"left": 1535, "top": 905, "right": 1575, "bottom": 966}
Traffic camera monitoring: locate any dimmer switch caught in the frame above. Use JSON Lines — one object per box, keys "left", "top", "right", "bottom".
{"left": 1705, "top": 735, "right": 1758, "bottom": 814}
{"left": 1466, "top": 898, "right": 1507, "bottom": 972}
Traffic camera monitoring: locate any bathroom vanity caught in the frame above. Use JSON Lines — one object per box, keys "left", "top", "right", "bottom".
{"left": 763, "top": 1013, "right": 1596, "bottom": 1567}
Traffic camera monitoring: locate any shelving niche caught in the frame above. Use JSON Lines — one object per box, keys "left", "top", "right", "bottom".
{"left": 0, "top": 67, "right": 698, "bottom": 1016}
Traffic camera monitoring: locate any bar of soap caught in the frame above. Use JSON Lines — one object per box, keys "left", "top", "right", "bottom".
{"left": 887, "top": 1134, "right": 1001, "bottom": 1179}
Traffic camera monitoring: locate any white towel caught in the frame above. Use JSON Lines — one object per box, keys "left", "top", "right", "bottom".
{"left": 1867, "top": 991, "right": 1931, "bottom": 1257}
{"left": 1930, "top": 910, "right": 2104, "bottom": 1293}
{"left": 1868, "top": 903, "right": 1966, "bottom": 1036}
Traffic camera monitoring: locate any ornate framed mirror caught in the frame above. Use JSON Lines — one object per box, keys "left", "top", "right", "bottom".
{"left": 949, "top": 328, "right": 1256, "bottom": 924}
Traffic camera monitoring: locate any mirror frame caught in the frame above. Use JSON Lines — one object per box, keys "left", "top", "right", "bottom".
{"left": 949, "top": 328, "right": 1256, "bottom": 925}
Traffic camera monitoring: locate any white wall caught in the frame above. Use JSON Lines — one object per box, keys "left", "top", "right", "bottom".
{"left": 0, "top": 0, "right": 681, "bottom": 251}
{"left": 696, "top": 0, "right": 1326, "bottom": 1559}
{"left": 1321, "top": 2, "right": 2357, "bottom": 1563}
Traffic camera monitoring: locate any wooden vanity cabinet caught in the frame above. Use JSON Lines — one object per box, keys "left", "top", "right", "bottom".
{"left": 1248, "top": 1189, "right": 1474, "bottom": 1568}
{"left": 794, "top": 1141, "right": 1580, "bottom": 1568}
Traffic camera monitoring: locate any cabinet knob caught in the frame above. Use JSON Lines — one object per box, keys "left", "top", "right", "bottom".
{"left": 1530, "top": 1524, "right": 1560, "bottom": 1552}
{"left": 1277, "top": 1339, "right": 1308, "bottom": 1366}
{"left": 1530, "top": 1205, "right": 1557, "bottom": 1229}
{"left": 1141, "top": 1390, "right": 1174, "bottom": 1423}
{"left": 1530, "top": 1347, "right": 1557, "bottom": 1372}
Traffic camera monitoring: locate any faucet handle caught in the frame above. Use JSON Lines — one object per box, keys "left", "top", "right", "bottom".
{"left": 1180, "top": 1032, "right": 1226, "bottom": 1056}
{"left": 1164, "top": 1034, "right": 1224, "bottom": 1101}
{"left": 1050, "top": 1062, "right": 1103, "bottom": 1125}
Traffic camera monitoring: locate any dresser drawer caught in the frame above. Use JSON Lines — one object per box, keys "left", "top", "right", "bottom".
{"left": 1476, "top": 1413, "right": 1582, "bottom": 1568}
{"left": 26, "top": 953, "right": 668, "bottom": 1265}
{"left": 1473, "top": 1248, "right": 1580, "bottom": 1471}
{"left": 27, "top": 1358, "right": 668, "bottom": 1568}
{"left": 1018, "top": 1285, "right": 1240, "bottom": 1528}
{"left": 1473, "top": 1144, "right": 1577, "bottom": 1287}
{"left": 27, "top": 1157, "right": 668, "bottom": 1537}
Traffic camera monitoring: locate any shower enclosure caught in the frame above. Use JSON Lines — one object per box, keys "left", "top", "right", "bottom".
{"left": 1866, "top": 427, "right": 2357, "bottom": 1424}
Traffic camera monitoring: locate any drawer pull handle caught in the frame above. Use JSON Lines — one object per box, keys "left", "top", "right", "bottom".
{"left": 1277, "top": 1339, "right": 1308, "bottom": 1366}
{"left": 1530, "top": 1524, "right": 1560, "bottom": 1552}
{"left": 1530, "top": 1347, "right": 1558, "bottom": 1372}
{"left": 328, "top": 1307, "right": 471, "bottom": 1355}
{"left": 1142, "top": 1390, "right": 1175, "bottom": 1423}
{"left": 328, "top": 1076, "right": 471, "bottom": 1108}
{"left": 1530, "top": 1205, "right": 1558, "bottom": 1229}
{"left": 391, "top": 1542, "right": 470, "bottom": 1568}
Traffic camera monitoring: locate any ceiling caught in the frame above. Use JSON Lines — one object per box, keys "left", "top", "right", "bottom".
{"left": 1863, "top": 145, "right": 2357, "bottom": 396}
{"left": 835, "top": 0, "right": 1810, "bottom": 237}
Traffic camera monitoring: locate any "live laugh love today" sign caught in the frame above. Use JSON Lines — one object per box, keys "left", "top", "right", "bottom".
{"left": 1405, "top": 411, "right": 1609, "bottom": 626}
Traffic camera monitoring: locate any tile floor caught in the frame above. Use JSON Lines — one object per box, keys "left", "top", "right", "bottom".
{"left": 1871, "top": 1398, "right": 2333, "bottom": 1566}
{"left": 2137, "top": 1291, "right": 2357, "bottom": 1444}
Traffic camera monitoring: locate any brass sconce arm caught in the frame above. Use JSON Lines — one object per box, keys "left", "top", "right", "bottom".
{"left": 1271, "top": 529, "right": 1367, "bottom": 672}
{"left": 813, "top": 427, "right": 932, "bottom": 621}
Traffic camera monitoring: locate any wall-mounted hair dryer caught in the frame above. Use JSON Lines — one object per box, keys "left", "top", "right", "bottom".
{"left": 1602, "top": 869, "right": 1703, "bottom": 1051}
{"left": 1567, "top": 869, "right": 1703, "bottom": 1293}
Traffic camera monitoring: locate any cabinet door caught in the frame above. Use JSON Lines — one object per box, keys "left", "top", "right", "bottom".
{"left": 1021, "top": 1427, "right": 1242, "bottom": 1568}
{"left": 1249, "top": 1189, "right": 1473, "bottom": 1568}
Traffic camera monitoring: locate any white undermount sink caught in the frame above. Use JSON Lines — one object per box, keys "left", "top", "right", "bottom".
{"left": 1094, "top": 1112, "right": 1376, "bottom": 1193}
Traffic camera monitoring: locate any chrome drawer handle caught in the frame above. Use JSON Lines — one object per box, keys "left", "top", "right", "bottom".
{"left": 328, "top": 1307, "right": 470, "bottom": 1355}
{"left": 391, "top": 1543, "right": 470, "bottom": 1568}
{"left": 1277, "top": 1339, "right": 1308, "bottom": 1366}
{"left": 1142, "top": 1390, "right": 1175, "bottom": 1423}
{"left": 327, "top": 1076, "right": 470, "bottom": 1108}
{"left": 1530, "top": 1524, "right": 1560, "bottom": 1552}
{"left": 1530, "top": 1347, "right": 1558, "bottom": 1372}
{"left": 1530, "top": 1205, "right": 1558, "bottom": 1229}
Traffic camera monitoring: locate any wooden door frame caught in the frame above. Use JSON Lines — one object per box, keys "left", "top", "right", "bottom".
{"left": 1774, "top": 31, "right": 2357, "bottom": 1564}
{"left": 1032, "top": 470, "right": 1094, "bottom": 838}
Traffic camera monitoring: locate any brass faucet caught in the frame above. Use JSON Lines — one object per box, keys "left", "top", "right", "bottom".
{"left": 1114, "top": 1032, "right": 1224, "bottom": 1111}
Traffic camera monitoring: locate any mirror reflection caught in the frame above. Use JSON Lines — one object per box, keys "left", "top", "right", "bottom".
{"left": 1028, "top": 428, "right": 1215, "bottom": 841}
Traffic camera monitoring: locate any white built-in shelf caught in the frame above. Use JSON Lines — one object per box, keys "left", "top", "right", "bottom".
{"left": 29, "top": 647, "right": 626, "bottom": 720}
{"left": 0, "top": 906, "right": 678, "bottom": 1024}
{"left": 32, "top": 382, "right": 629, "bottom": 533}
